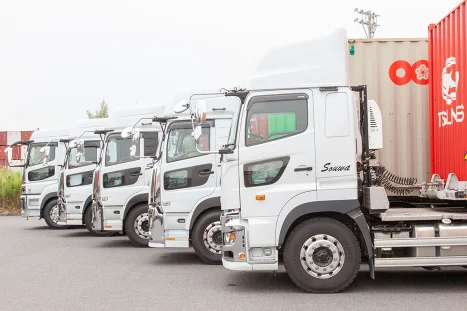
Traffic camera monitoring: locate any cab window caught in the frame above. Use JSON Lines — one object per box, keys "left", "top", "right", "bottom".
{"left": 166, "top": 126, "right": 210, "bottom": 163}
{"left": 105, "top": 135, "right": 140, "bottom": 166}
{"left": 27, "top": 144, "right": 56, "bottom": 167}
{"left": 68, "top": 141, "right": 100, "bottom": 169}
{"left": 246, "top": 96, "right": 308, "bottom": 146}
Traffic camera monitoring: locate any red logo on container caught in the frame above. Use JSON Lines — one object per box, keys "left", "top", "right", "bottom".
{"left": 438, "top": 56, "right": 464, "bottom": 127}
{"left": 389, "top": 60, "right": 429, "bottom": 86}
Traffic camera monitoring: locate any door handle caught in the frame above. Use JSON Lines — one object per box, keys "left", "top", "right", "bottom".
{"left": 199, "top": 170, "right": 214, "bottom": 176}
{"left": 294, "top": 166, "right": 313, "bottom": 172}
{"left": 130, "top": 172, "right": 143, "bottom": 177}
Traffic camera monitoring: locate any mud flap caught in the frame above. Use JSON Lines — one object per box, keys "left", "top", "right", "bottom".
{"left": 347, "top": 208, "right": 375, "bottom": 279}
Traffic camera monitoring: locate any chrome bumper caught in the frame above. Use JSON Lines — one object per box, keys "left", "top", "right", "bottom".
{"left": 220, "top": 210, "right": 248, "bottom": 263}
{"left": 148, "top": 205, "right": 165, "bottom": 248}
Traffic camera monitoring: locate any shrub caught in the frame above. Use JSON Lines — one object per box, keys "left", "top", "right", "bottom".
{"left": 0, "top": 167, "right": 22, "bottom": 214}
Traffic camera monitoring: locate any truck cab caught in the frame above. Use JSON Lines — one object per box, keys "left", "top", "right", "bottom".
{"left": 89, "top": 105, "right": 165, "bottom": 244}
{"left": 6, "top": 127, "right": 72, "bottom": 228}
{"left": 142, "top": 95, "right": 237, "bottom": 263}
{"left": 57, "top": 118, "right": 109, "bottom": 234}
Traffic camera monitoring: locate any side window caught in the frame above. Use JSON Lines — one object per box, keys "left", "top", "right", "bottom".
{"left": 164, "top": 164, "right": 213, "bottom": 191}
{"left": 143, "top": 132, "right": 159, "bottom": 157}
{"left": 325, "top": 93, "right": 350, "bottom": 137}
{"left": 246, "top": 96, "right": 308, "bottom": 146}
{"left": 68, "top": 141, "right": 100, "bottom": 169}
{"left": 244, "top": 157, "right": 290, "bottom": 187}
{"left": 105, "top": 135, "right": 140, "bottom": 167}
{"left": 28, "top": 166, "right": 55, "bottom": 182}
{"left": 166, "top": 126, "right": 210, "bottom": 163}
{"left": 27, "top": 144, "right": 56, "bottom": 167}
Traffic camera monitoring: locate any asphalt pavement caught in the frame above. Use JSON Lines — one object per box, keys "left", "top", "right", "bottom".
{"left": 2, "top": 216, "right": 467, "bottom": 311}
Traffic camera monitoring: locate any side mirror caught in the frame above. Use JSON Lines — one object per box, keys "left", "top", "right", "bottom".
{"left": 174, "top": 100, "right": 190, "bottom": 114}
{"left": 130, "top": 128, "right": 140, "bottom": 158}
{"left": 192, "top": 125, "right": 202, "bottom": 143}
{"left": 194, "top": 100, "right": 207, "bottom": 125}
{"left": 75, "top": 139, "right": 85, "bottom": 163}
{"left": 121, "top": 127, "right": 133, "bottom": 138}
{"left": 40, "top": 146, "right": 50, "bottom": 166}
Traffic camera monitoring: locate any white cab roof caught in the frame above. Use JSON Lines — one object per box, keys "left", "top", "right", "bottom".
{"left": 246, "top": 28, "right": 350, "bottom": 90}
{"left": 69, "top": 118, "right": 109, "bottom": 141}
{"left": 106, "top": 105, "right": 165, "bottom": 131}
{"left": 167, "top": 89, "right": 239, "bottom": 120}
{"left": 29, "top": 127, "right": 72, "bottom": 143}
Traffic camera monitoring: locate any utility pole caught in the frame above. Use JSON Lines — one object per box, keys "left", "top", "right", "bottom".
{"left": 354, "top": 9, "right": 380, "bottom": 38}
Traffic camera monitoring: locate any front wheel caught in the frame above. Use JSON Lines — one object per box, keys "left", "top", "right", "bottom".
{"left": 125, "top": 204, "right": 151, "bottom": 247}
{"left": 191, "top": 210, "right": 222, "bottom": 265}
{"left": 283, "top": 217, "right": 361, "bottom": 293}
{"left": 84, "top": 206, "right": 115, "bottom": 237}
{"left": 43, "top": 199, "right": 68, "bottom": 229}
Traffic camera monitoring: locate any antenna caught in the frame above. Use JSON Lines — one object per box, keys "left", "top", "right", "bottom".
{"left": 354, "top": 8, "right": 380, "bottom": 38}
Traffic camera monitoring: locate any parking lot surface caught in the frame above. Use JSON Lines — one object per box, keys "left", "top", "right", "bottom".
{"left": 2, "top": 216, "right": 467, "bottom": 310}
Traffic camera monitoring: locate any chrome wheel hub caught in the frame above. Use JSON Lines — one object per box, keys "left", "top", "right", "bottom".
{"left": 300, "top": 234, "right": 345, "bottom": 279}
{"left": 203, "top": 221, "right": 222, "bottom": 254}
{"left": 134, "top": 213, "right": 150, "bottom": 239}
{"left": 50, "top": 205, "right": 60, "bottom": 224}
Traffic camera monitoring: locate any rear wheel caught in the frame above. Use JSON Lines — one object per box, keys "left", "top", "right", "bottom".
{"left": 283, "top": 217, "right": 361, "bottom": 293}
{"left": 125, "top": 204, "right": 151, "bottom": 247}
{"left": 191, "top": 210, "right": 222, "bottom": 265}
{"left": 43, "top": 199, "right": 68, "bottom": 229}
{"left": 84, "top": 206, "right": 115, "bottom": 237}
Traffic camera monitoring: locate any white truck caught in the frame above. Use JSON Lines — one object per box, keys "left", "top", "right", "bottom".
{"left": 127, "top": 96, "right": 237, "bottom": 264}
{"left": 185, "top": 28, "right": 467, "bottom": 293}
{"left": 56, "top": 118, "right": 110, "bottom": 235}
{"left": 5, "top": 127, "right": 72, "bottom": 228}
{"left": 88, "top": 105, "right": 165, "bottom": 245}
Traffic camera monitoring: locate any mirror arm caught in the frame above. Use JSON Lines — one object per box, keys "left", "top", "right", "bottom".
{"left": 195, "top": 144, "right": 219, "bottom": 155}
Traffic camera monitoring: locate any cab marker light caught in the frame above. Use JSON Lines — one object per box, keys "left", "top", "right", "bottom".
{"left": 167, "top": 237, "right": 175, "bottom": 241}
{"left": 256, "top": 195, "right": 265, "bottom": 201}
{"left": 239, "top": 253, "right": 246, "bottom": 260}
{"left": 104, "top": 225, "right": 112, "bottom": 229}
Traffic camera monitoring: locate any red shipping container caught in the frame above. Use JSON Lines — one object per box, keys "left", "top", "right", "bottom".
{"left": 429, "top": 0, "right": 467, "bottom": 180}
{"left": 21, "top": 131, "right": 34, "bottom": 141}
{"left": 11, "top": 146, "right": 21, "bottom": 160}
{"left": 0, "top": 131, "right": 6, "bottom": 146}
{"left": 0, "top": 146, "right": 6, "bottom": 160}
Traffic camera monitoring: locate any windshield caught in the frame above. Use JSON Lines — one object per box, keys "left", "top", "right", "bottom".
{"left": 27, "top": 144, "right": 56, "bottom": 167}
{"left": 67, "top": 142, "right": 99, "bottom": 169}
{"left": 226, "top": 101, "right": 241, "bottom": 148}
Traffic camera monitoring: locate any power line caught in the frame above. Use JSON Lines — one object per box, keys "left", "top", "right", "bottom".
{"left": 354, "top": 8, "right": 380, "bottom": 38}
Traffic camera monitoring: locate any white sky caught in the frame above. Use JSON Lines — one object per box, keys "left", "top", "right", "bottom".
{"left": 0, "top": 0, "right": 462, "bottom": 130}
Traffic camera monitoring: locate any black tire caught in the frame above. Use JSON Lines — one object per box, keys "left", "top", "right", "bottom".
{"left": 283, "top": 217, "right": 361, "bottom": 293}
{"left": 84, "top": 206, "right": 115, "bottom": 237}
{"left": 125, "top": 204, "right": 151, "bottom": 247}
{"left": 191, "top": 210, "right": 222, "bottom": 265}
{"left": 43, "top": 199, "right": 68, "bottom": 229}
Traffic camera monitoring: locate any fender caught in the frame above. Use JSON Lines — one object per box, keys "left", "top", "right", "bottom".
{"left": 277, "top": 200, "right": 374, "bottom": 277}
{"left": 189, "top": 196, "right": 221, "bottom": 230}
{"left": 123, "top": 193, "right": 149, "bottom": 220}
{"left": 82, "top": 194, "right": 93, "bottom": 215}
{"left": 40, "top": 192, "right": 58, "bottom": 211}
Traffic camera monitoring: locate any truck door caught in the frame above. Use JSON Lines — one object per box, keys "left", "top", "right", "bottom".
{"left": 24, "top": 142, "right": 60, "bottom": 205}
{"left": 160, "top": 121, "right": 217, "bottom": 214}
{"left": 237, "top": 90, "right": 317, "bottom": 245}
{"left": 99, "top": 133, "right": 145, "bottom": 211}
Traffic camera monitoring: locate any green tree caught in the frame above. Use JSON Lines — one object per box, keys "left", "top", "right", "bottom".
{"left": 87, "top": 100, "right": 109, "bottom": 119}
